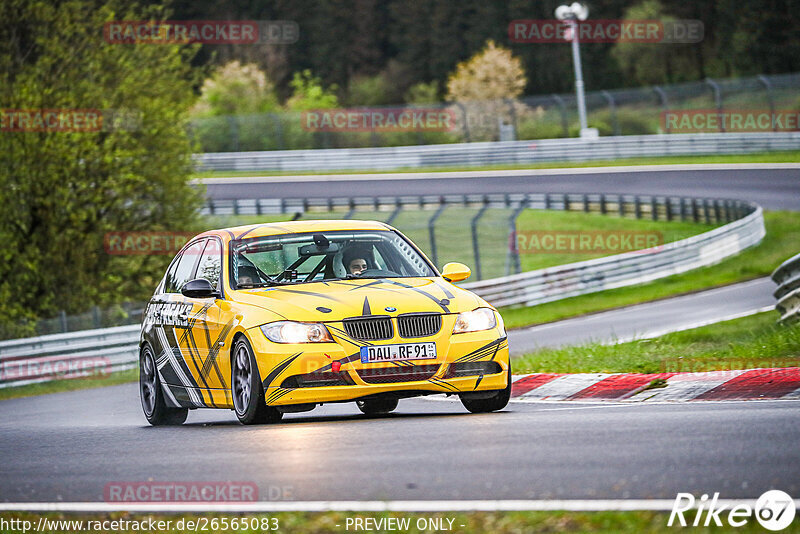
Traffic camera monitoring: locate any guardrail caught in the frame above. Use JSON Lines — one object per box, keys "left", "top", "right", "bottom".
{"left": 772, "top": 253, "right": 800, "bottom": 323}
{"left": 0, "top": 193, "right": 765, "bottom": 389}
{"left": 195, "top": 132, "right": 800, "bottom": 172}
{"left": 464, "top": 201, "right": 764, "bottom": 307}
{"left": 0, "top": 325, "right": 139, "bottom": 389}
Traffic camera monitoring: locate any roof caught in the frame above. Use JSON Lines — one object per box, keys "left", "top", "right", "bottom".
{"left": 198, "top": 219, "right": 393, "bottom": 241}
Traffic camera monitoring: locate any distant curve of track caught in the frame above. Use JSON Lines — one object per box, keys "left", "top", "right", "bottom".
{"left": 201, "top": 165, "right": 800, "bottom": 211}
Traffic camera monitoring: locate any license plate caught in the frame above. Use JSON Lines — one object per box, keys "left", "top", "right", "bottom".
{"left": 360, "top": 342, "right": 436, "bottom": 363}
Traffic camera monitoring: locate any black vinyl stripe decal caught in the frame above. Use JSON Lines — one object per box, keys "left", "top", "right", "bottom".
{"left": 378, "top": 279, "right": 451, "bottom": 312}
{"left": 261, "top": 353, "right": 302, "bottom": 390}
{"left": 474, "top": 375, "right": 484, "bottom": 390}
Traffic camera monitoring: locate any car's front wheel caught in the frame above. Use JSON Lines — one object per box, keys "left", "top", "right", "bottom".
{"left": 140, "top": 344, "right": 188, "bottom": 426}
{"left": 459, "top": 363, "right": 512, "bottom": 413}
{"left": 356, "top": 398, "right": 398, "bottom": 415}
{"left": 232, "top": 337, "right": 283, "bottom": 425}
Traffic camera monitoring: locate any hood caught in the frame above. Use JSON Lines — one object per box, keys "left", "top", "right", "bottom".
{"left": 233, "top": 277, "right": 485, "bottom": 322}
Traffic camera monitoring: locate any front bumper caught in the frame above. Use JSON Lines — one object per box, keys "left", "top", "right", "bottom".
{"left": 248, "top": 318, "right": 509, "bottom": 406}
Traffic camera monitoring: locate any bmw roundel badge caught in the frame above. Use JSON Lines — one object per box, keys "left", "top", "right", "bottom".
{"left": 385, "top": 306, "right": 397, "bottom": 312}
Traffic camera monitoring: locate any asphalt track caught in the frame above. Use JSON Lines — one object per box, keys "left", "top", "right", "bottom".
{"left": 200, "top": 165, "right": 800, "bottom": 211}
{"left": 1, "top": 164, "right": 798, "bottom": 505}
{"left": 507, "top": 277, "right": 777, "bottom": 354}
{"left": 1, "top": 383, "right": 799, "bottom": 502}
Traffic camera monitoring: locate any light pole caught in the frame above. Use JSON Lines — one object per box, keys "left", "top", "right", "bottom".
{"left": 555, "top": 2, "right": 596, "bottom": 138}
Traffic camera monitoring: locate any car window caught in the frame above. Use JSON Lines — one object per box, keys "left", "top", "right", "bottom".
{"left": 372, "top": 247, "right": 388, "bottom": 270}
{"left": 165, "top": 240, "right": 205, "bottom": 293}
{"left": 195, "top": 238, "right": 222, "bottom": 291}
{"left": 161, "top": 253, "right": 182, "bottom": 295}
{"left": 230, "top": 230, "right": 436, "bottom": 287}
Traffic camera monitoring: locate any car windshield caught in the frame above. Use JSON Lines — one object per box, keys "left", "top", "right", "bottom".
{"left": 229, "top": 230, "right": 436, "bottom": 289}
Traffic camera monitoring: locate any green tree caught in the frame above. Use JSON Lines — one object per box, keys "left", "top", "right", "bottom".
{"left": 446, "top": 40, "right": 527, "bottom": 141}
{"left": 283, "top": 70, "right": 339, "bottom": 149}
{"left": 191, "top": 61, "right": 280, "bottom": 117}
{"left": 405, "top": 81, "right": 440, "bottom": 104}
{"left": 285, "top": 70, "right": 340, "bottom": 111}
{"left": 345, "top": 73, "right": 392, "bottom": 106}
{"left": 190, "top": 61, "right": 281, "bottom": 152}
{"left": 446, "top": 40, "right": 526, "bottom": 102}
{"left": 611, "top": 0, "right": 695, "bottom": 85}
{"left": 0, "top": 0, "right": 202, "bottom": 336}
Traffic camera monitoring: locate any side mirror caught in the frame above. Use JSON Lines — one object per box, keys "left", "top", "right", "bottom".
{"left": 441, "top": 262, "right": 471, "bottom": 282}
{"left": 181, "top": 278, "right": 219, "bottom": 299}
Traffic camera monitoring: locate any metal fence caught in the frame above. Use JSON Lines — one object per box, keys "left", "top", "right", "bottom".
{"left": 772, "top": 253, "right": 800, "bottom": 323}
{"left": 204, "top": 192, "right": 756, "bottom": 280}
{"left": 191, "top": 72, "right": 800, "bottom": 152}
{"left": 195, "top": 132, "right": 800, "bottom": 172}
{"left": 1, "top": 301, "right": 146, "bottom": 342}
{"left": 464, "top": 202, "right": 764, "bottom": 307}
{"left": 0, "top": 193, "right": 764, "bottom": 389}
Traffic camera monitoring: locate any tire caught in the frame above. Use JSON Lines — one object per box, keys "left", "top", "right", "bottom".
{"left": 140, "top": 344, "right": 188, "bottom": 426}
{"left": 356, "top": 398, "right": 398, "bottom": 415}
{"left": 460, "top": 363, "right": 512, "bottom": 414}
{"left": 232, "top": 337, "right": 283, "bottom": 425}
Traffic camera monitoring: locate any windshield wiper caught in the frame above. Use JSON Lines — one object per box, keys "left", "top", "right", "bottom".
{"left": 323, "top": 274, "right": 368, "bottom": 281}
{"left": 323, "top": 274, "right": 399, "bottom": 281}
{"left": 237, "top": 279, "right": 297, "bottom": 288}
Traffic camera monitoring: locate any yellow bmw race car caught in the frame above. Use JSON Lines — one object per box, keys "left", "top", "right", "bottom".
{"left": 139, "top": 220, "right": 510, "bottom": 425}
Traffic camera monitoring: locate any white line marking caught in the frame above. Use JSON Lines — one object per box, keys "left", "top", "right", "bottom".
{"left": 6, "top": 499, "right": 797, "bottom": 513}
{"left": 196, "top": 163, "right": 800, "bottom": 185}
{"left": 513, "top": 403, "right": 635, "bottom": 411}
{"left": 509, "top": 397, "right": 800, "bottom": 406}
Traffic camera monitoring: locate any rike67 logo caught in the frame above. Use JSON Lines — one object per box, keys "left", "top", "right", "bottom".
{"left": 669, "top": 490, "right": 796, "bottom": 530}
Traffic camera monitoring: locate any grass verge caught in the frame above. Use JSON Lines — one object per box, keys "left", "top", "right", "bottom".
{"left": 0, "top": 368, "right": 138, "bottom": 402}
{"left": 513, "top": 311, "right": 800, "bottom": 374}
{"left": 2, "top": 511, "right": 792, "bottom": 533}
{"left": 502, "top": 211, "right": 800, "bottom": 329}
{"left": 193, "top": 150, "right": 800, "bottom": 178}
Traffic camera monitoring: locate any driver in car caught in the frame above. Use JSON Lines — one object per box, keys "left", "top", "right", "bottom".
{"left": 342, "top": 247, "right": 369, "bottom": 276}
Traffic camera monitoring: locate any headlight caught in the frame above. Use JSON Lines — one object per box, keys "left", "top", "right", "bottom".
{"left": 260, "top": 321, "right": 333, "bottom": 343}
{"left": 452, "top": 308, "right": 497, "bottom": 334}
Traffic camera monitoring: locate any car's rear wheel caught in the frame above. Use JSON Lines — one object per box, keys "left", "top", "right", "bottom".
{"left": 140, "top": 344, "right": 188, "bottom": 426}
{"left": 356, "top": 398, "right": 398, "bottom": 415}
{"left": 460, "top": 363, "right": 512, "bottom": 413}
{"left": 232, "top": 337, "right": 283, "bottom": 425}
